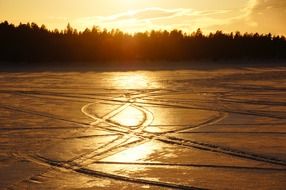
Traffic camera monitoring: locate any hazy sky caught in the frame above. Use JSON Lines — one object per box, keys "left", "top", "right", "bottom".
{"left": 1, "top": 0, "right": 286, "bottom": 35}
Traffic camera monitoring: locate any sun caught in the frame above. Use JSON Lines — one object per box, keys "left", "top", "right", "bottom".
{"left": 127, "top": 10, "right": 137, "bottom": 17}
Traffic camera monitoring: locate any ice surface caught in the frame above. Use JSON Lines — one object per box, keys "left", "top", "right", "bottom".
{"left": 0, "top": 66, "right": 286, "bottom": 189}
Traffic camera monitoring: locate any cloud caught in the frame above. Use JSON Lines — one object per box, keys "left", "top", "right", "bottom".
{"left": 249, "top": 0, "right": 286, "bottom": 34}
{"left": 102, "top": 8, "right": 191, "bottom": 21}
{"left": 210, "top": 0, "right": 286, "bottom": 35}
{"left": 74, "top": 7, "right": 241, "bottom": 33}
{"left": 72, "top": 0, "right": 286, "bottom": 35}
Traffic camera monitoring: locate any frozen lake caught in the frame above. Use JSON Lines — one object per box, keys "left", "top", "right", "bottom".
{"left": 0, "top": 67, "right": 286, "bottom": 189}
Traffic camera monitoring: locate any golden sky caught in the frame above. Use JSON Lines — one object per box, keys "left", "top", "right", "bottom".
{"left": 1, "top": 0, "right": 286, "bottom": 35}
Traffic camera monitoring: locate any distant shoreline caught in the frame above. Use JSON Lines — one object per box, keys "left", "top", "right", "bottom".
{"left": 1, "top": 60, "right": 285, "bottom": 72}
{"left": 1, "top": 22, "right": 286, "bottom": 65}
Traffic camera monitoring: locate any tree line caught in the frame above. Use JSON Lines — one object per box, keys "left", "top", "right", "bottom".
{"left": 0, "top": 21, "right": 286, "bottom": 65}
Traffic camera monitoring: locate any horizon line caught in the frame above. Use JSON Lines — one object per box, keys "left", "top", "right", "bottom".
{"left": 1, "top": 20, "right": 285, "bottom": 37}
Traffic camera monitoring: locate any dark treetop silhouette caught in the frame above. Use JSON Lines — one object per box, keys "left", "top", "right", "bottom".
{"left": 0, "top": 21, "right": 286, "bottom": 66}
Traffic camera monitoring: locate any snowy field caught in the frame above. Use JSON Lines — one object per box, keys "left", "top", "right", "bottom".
{"left": 0, "top": 66, "right": 286, "bottom": 189}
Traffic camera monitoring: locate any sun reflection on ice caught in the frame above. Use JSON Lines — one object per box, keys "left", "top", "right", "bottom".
{"left": 111, "top": 73, "right": 151, "bottom": 89}
{"left": 93, "top": 141, "right": 160, "bottom": 179}
{"left": 110, "top": 105, "right": 144, "bottom": 127}
{"left": 103, "top": 141, "right": 158, "bottom": 162}
{"left": 90, "top": 72, "right": 162, "bottom": 175}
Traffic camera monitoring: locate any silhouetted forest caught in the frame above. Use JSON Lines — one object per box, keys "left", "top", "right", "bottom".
{"left": 1, "top": 21, "right": 286, "bottom": 65}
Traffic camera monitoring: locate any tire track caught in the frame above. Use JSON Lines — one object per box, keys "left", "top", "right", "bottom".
{"left": 4, "top": 88, "right": 286, "bottom": 189}
{"left": 72, "top": 91, "right": 155, "bottom": 165}
{"left": 28, "top": 154, "right": 204, "bottom": 190}
{"left": 79, "top": 95, "right": 286, "bottom": 168}
{"left": 0, "top": 103, "right": 90, "bottom": 126}
{"left": 92, "top": 161, "right": 286, "bottom": 171}
{"left": 18, "top": 89, "right": 203, "bottom": 190}
{"left": 159, "top": 136, "right": 286, "bottom": 167}
{"left": 80, "top": 99, "right": 286, "bottom": 169}
{"left": 2, "top": 94, "right": 285, "bottom": 168}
